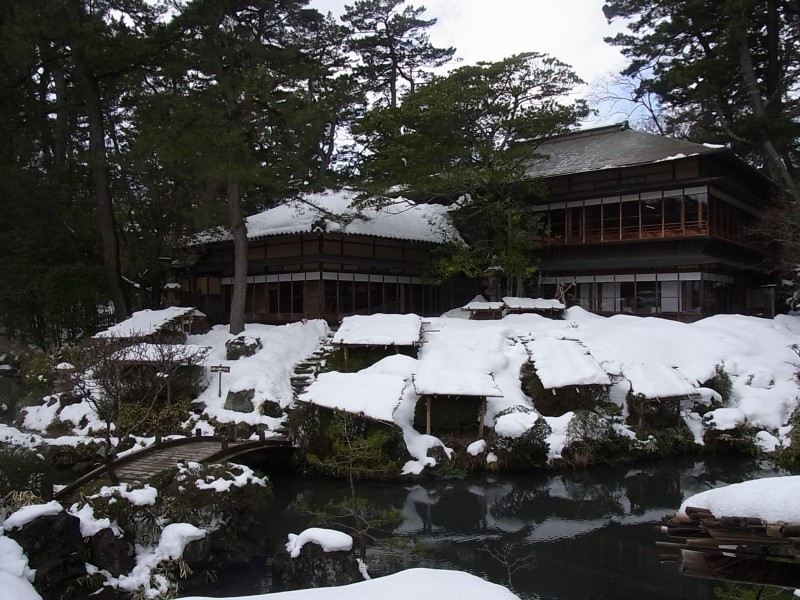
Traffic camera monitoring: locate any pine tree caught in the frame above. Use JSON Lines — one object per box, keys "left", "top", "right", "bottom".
{"left": 355, "top": 53, "right": 588, "bottom": 295}
{"left": 342, "top": 0, "right": 455, "bottom": 108}
{"left": 603, "top": 0, "right": 800, "bottom": 201}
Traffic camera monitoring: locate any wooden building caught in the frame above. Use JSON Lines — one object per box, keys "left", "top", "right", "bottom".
{"left": 528, "top": 123, "right": 775, "bottom": 321}
{"left": 179, "top": 126, "right": 776, "bottom": 325}
{"left": 179, "top": 190, "right": 473, "bottom": 324}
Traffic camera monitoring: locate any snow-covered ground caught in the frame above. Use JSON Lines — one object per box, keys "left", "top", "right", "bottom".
{"left": 8, "top": 308, "right": 800, "bottom": 473}
{"left": 181, "top": 567, "right": 519, "bottom": 600}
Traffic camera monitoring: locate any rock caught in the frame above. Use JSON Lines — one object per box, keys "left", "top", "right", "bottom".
{"left": 89, "top": 528, "right": 136, "bottom": 577}
{"left": 6, "top": 511, "right": 88, "bottom": 600}
{"left": 182, "top": 526, "right": 271, "bottom": 591}
{"left": 224, "top": 389, "right": 255, "bottom": 413}
{"left": 261, "top": 399, "right": 283, "bottom": 418}
{"left": 271, "top": 539, "right": 362, "bottom": 590}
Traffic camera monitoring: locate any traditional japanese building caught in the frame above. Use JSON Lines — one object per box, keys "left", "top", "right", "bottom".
{"left": 178, "top": 190, "right": 472, "bottom": 324}
{"left": 180, "top": 125, "right": 775, "bottom": 325}
{"left": 527, "top": 123, "right": 775, "bottom": 320}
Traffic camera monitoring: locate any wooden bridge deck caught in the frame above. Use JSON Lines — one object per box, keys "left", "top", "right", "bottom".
{"left": 54, "top": 435, "right": 291, "bottom": 500}
{"left": 115, "top": 440, "right": 238, "bottom": 482}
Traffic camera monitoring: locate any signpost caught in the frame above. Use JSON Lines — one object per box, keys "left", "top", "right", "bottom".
{"left": 210, "top": 365, "right": 230, "bottom": 397}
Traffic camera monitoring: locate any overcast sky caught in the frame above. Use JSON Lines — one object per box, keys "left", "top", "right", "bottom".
{"left": 308, "top": 0, "right": 630, "bottom": 89}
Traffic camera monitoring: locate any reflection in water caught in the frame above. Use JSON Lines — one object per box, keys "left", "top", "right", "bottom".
{"left": 196, "top": 457, "right": 783, "bottom": 599}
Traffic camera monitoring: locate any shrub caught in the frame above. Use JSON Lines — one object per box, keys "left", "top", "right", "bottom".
{"left": 48, "top": 441, "right": 105, "bottom": 471}
{"left": 225, "top": 336, "right": 263, "bottom": 360}
{"left": 158, "top": 462, "right": 272, "bottom": 531}
{"left": 706, "top": 363, "right": 734, "bottom": 404}
{"left": 0, "top": 446, "right": 52, "bottom": 501}
{"left": 300, "top": 409, "right": 404, "bottom": 481}
{"left": 492, "top": 407, "right": 551, "bottom": 470}
{"left": 17, "top": 350, "right": 55, "bottom": 407}
{"left": 45, "top": 417, "right": 76, "bottom": 437}
{"left": 772, "top": 407, "right": 800, "bottom": 471}
{"left": 703, "top": 424, "right": 759, "bottom": 456}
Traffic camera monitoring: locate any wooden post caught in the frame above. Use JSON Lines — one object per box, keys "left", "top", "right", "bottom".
{"left": 155, "top": 433, "right": 162, "bottom": 445}
{"left": 478, "top": 397, "right": 486, "bottom": 438}
{"left": 227, "top": 423, "right": 236, "bottom": 441}
{"left": 426, "top": 396, "right": 432, "bottom": 435}
{"left": 222, "top": 438, "right": 229, "bottom": 451}
{"left": 195, "top": 428, "right": 201, "bottom": 438}
{"left": 258, "top": 429, "right": 265, "bottom": 442}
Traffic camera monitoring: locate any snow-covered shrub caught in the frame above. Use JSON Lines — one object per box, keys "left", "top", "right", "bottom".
{"left": 224, "top": 335, "right": 263, "bottom": 360}
{"left": 773, "top": 406, "right": 800, "bottom": 470}
{"left": 159, "top": 462, "right": 272, "bottom": 529}
{"left": 707, "top": 363, "right": 734, "bottom": 404}
{"left": 492, "top": 407, "right": 551, "bottom": 470}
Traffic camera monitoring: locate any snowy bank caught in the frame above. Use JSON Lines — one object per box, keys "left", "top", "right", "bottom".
{"left": 180, "top": 568, "right": 519, "bottom": 600}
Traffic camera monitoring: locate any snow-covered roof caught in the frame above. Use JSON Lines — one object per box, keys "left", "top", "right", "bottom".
{"left": 680, "top": 476, "right": 800, "bottom": 522}
{"left": 622, "top": 363, "right": 696, "bottom": 399}
{"left": 526, "top": 123, "right": 723, "bottom": 178}
{"left": 503, "top": 297, "right": 565, "bottom": 311}
{"left": 190, "top": 189, "right": 461, "bottom": 245}
{"left": 463, "top": 301, "right": 505, "bottom": 311}
{"left": 412, "top": 371, "right": 503, "bottom": 397}
{"left": 298, "top": 372, "right": 407, "bottom": 422}
{"left": 526, "top": 338, "right": 610, "bottom": 388}
{"left": 94, "top": 307, "right": 204, "bottom": 339}
{"left": 332, "top": 314, "right": 423, "bottom": 346}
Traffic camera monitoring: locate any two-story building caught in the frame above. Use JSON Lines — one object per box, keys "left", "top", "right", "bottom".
{"left": 179, "top": 124, "right": 775, "bottom": 324}
{"left": 178, "top": 190, "right": 473, "bottom": 324}
{"left": 527, "top": 123, "right": 774, "bottom": 320}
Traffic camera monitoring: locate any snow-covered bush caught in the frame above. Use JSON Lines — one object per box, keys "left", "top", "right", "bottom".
{"left": 224, "top": 335, "right": 263, "bottom": 360}
{"left": 492, "top": 407, "right": 551, "bottom": 470}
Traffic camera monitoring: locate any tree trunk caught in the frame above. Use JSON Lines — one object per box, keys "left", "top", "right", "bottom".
{"left": 227, "top": 178, "right": 248, "bottom": 334}
{"left": 69, "top": 23, "right": 129, "bottom": 321}
{"left": 736, "top": 35, "right": 799, "bottom": 201}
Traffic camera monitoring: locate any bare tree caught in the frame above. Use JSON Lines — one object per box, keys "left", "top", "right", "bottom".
{"left": 72, "top": 336, "right": 208, "bottom": 484}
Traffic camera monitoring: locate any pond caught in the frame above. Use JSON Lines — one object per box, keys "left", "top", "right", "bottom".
{"left": 187, "top": 457, "right": 785, "bottom": 599}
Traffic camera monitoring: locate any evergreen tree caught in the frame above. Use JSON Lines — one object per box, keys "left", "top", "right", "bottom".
{"left": 354, "top": 53, "right": 588, "bottom": 295}
{"left": 137, "top": 0, "right": 330, "bottom": 334}
{"left": 603, "top": 0, "right": 800, "bottom": 201}
{"left": 342, "top": 0, "right": 455, "bottom": 108}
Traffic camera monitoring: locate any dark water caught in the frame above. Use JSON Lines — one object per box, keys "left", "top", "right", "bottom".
{"left": 190, "top": 457, "right": 785, "bottom": 600}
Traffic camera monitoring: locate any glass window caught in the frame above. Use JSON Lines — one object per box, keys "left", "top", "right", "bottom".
{"left": 664, "top": 196, "right": 682, "bottom": 230}
{"left": 681, "top": 281, "right": 701, "bottom": 314}
{"left": 660, "top": 280, "right": 680, "bottom": 312}
{"left": 621, "top": 202, "right": 639, "bottom": 235}
{"left": 549, "top": 209, "right": 566, "bottom": 239}
{"left": 585, "top": 205, "right": 602, "bottom": 239}
{"left": 601, "top": 282, "right": 618, "bottom": 312}
{"left": 635, "top": 281, "right": 657, "bottom": 313}
{"left": 641, "top": 200, "right": 662, "bottom": 232}
{"left": 603, "top": 203, "right": 620, "bottom": 239}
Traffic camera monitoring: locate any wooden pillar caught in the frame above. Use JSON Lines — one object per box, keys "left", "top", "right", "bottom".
{"left": 478, "top": 397, "right": 486, "bottom": 438}
{"left": 426, "top": 396, "right": 432, "bottom": 435}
